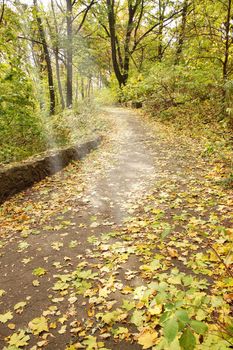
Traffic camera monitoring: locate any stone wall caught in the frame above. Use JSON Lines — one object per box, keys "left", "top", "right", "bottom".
{"left": 0, "top": 136, "right": 102, "bottom": 204}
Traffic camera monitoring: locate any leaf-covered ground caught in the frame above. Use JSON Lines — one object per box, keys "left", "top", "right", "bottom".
{"left": 0, "top": 108, "right": 232, "bottom": 350}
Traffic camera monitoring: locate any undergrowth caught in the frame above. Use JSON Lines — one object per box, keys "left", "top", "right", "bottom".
{"left": 0, "top": 100, "right": 110, "bottom": 165}
{"left": 120, "top": 63, "right": 233, "bottom": 187}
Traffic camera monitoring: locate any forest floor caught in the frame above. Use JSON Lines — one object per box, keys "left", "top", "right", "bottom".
{"left": 0, "top": 107, "right": 232, "bottom": 350}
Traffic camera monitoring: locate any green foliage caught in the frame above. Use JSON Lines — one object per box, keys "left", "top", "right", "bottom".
{"left": 163, "top": 318, "right": 179, "bottom": 343}
{"left": 94, "top": 88, "right": 117, "bottom": 106}
{"left": 121, "top": 62, "right": 233, "bottom": 181}
{"left": 123, "top": 63, "right": 222, "bottom": 116}
{"left": 0, "top": 5, "right": 43, "bottom": 163}
{"left": 179, "top": 328, "right": 196, "bottom": 350}
{"left": 0, "top": 65, "right": 44, "bottom": 163}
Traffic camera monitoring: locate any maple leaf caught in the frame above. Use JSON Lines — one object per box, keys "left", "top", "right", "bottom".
{"left": 75, "top": 269, "right": 98, "bottom": 280}
{"left": 83, "top": 336, "right": 98, "bottom": 349}
{"left": 14, "top": 301, "right": 27, "bottom": 313}
{"left": 137, "top": 328, "right": 158, "bottom": 349}
{"left": 53, "top": 280, "right": 69, "bottom": 291}
{"left": 17, "top": 241, "right": 30, "bottom": 252}
{"left": 131, "top": 309, "right": 145, "bottom": 328}
{"left": 28, "top": 316, "right": 49, "bottom": 335}
{"left": 112, "top": 327, "right": 129, "bottom": 340}
{"left": 8, "top": 330, "right": 30, "bottom": 347}
{"left": 0, "top": 311, "right": 13, "bottom": 323}
{"left": 32, "top": 267, "right": 47, "bottom": 277}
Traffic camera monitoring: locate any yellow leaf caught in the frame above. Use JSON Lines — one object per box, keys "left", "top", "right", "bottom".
{"left": 37, "top": 340, "right": 48, "bottom": 347}
{"left": 8, "top": 330, "right": 30, "bottom": 347}
{"left": 0, "top": 289, "right": 6, "bottom": 297}
{"left": 8, "top": 323, "right": 16, "bottom": 330}
{"left": 58, "top": 325, "right": 67, "bottom": 334}
{"left": 49, "top": 322, "right": 57, "bottom": 329}
{"left": 29, "top": 316, "right": 48, "bottom": 335}
{"left": 0, "top": 311, "right": 13, "bottom": 323}
{"left": 14, "top": 301, "right": 27, "bottom": 313}
{"left": 148, "top": 304, "right": 162, "bottom": 315}
{"left": 32, "top": 279, "right": 40, "bottom": 286}
{"left": 137, "top": 328, "right": 158, "bottom": 349}
{"left": 167, "top": 247, "right": 178, "bottom": 258}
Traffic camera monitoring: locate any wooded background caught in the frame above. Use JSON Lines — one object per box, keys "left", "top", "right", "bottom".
{"left": 0, "top": 0, "right": 233, "bottom": 164}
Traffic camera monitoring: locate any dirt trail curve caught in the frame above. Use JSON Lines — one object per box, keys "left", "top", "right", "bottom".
{"left": 0, "top": 108, "right": 232, "bottom": 350}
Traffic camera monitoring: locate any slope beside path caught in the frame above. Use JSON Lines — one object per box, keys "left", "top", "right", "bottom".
{"left": 0, "top": 108, "right": 232, "bottom": 350}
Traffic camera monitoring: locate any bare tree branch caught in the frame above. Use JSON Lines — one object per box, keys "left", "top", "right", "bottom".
{"left": 55, "top": 0, "right": 65, "bottom": 13}
{"left": 132, "top": 8, "right": 183, "bottom": 53}
{"left": 75, "top": 0, "right": 95, "bottom": 32}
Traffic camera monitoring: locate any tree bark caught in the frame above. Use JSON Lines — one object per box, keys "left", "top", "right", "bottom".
{"left": 106, "top": 0, "right": 141, "bottom": 87}
{"left": 123, "top": 1, "right": 136, "bottom": 84}
{"left": 222, "top": 0, "right": 232, "bottom": 125}
{"left": 106, "top": 0, "right": 125, "bottom": 87}
{"left": 223, "top": 0, "right": 232, "bottom": 82}
{"left": 81, "top": 77, "right": 85, "bottom": 99}
{"left": 66, "top": 0, "right": 73, "bottom": 108}
{"left": 51, "top": 0, "right": 65, "bottom": 110}
{"left": 55, "top": 48, "right": 65, "bottom": 110}
{"left": 174, "top": 0, "right": 188, "bottom": 65}
{"left": 33, "top": 0, "right": 56, "bottom": 115}
{"left": 157, "top": 0, "right": 164, "bottom": 62}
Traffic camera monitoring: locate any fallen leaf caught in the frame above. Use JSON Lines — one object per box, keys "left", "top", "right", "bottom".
{"left": 29, "top": 316, "right": 49, "bottom": 335}
{"left": 32, "top": 267, "right": 47, "bottom": 277}
{"left": 8, "top": 330, "right": 30, "bottom": 347}
{"left": 0, "top": 311, "right": 13, "bottom": 323}
{"left": 137, "top": 328, "right": 158, "bottom": 349}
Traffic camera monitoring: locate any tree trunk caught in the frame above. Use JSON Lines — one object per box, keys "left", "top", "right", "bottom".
{"left": 106, "top": 0, "right": 125, "bottom": 87}
{"left": 122, "top": 1, "right": 135, "bottom": 84}
{"left": 174, "top": 0, "right": 188, "bottom": 65}
{"left": 66, "top": 0, "right": 73, "bottom": 107}
{"left": 33, "top": 0, "right": 56, "bottom": 115}
{"left": 81, "top": 77, "right": 85, "bottom": 99}
{"left": 223, "top": 0, "right": 232, "bottom": 82}
{"left": 55, "top": 48, "right": 65, "bottom": 110}
{"left": 51, "top": 0, "right": 65, "bottom": 110}
{"left": 222, "top": 0, "right": 232, "bottom": 124}
{"left": 75, "top": 74, "right": 79, "bottom": 101}
{"left": 157, "top": 0, "right": 164, "bottom": 62}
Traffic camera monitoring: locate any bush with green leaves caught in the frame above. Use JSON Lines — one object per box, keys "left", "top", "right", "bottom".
{"left": 123, "top": 63, "right": 222, "bottom": 113}
{"left": 0, "top": 65, "right": 45, "bottom": 163}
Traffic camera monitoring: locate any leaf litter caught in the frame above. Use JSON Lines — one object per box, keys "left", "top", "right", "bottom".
{"left": 0, "top": 108, "right": 232, "bottom": 349}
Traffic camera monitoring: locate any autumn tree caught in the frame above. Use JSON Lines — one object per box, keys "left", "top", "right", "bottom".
{"left": 33, "top": 0, "right": 56, "bottom": 115}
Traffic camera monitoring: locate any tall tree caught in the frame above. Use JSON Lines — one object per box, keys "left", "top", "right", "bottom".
{"left": 174, "top": 0, "right": 189, "bottom": 65}
{"left": 50, "top": 0, "right": 65, "bottom": 110}
{"left": 33, "top": 0, "right": 56, "bottom": 115}
{"left": 66, "top": 0, "right": 73, "bottom": 108}
{"left": 106, "top": 0, "right": 148, "bottom": 87}
{"left": 105, "top": 0, "right": 182, "bottom": 87}
{"left": 222, "top": 0, "right": 232, "bottom": 83}
{"left": 157, "top": 0, "right": 166, "bottom": 61}
{"left": 58, "top": 0, "right": 95, "bottom": 107}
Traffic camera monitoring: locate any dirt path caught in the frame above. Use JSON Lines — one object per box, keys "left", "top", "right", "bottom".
{"left": 0, "top": 108, "right": 232, "bottom": 350}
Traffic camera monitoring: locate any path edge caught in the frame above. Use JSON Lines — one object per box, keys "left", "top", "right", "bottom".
{"left": 0, "top": 136, "right": 103, "bottom": 204}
